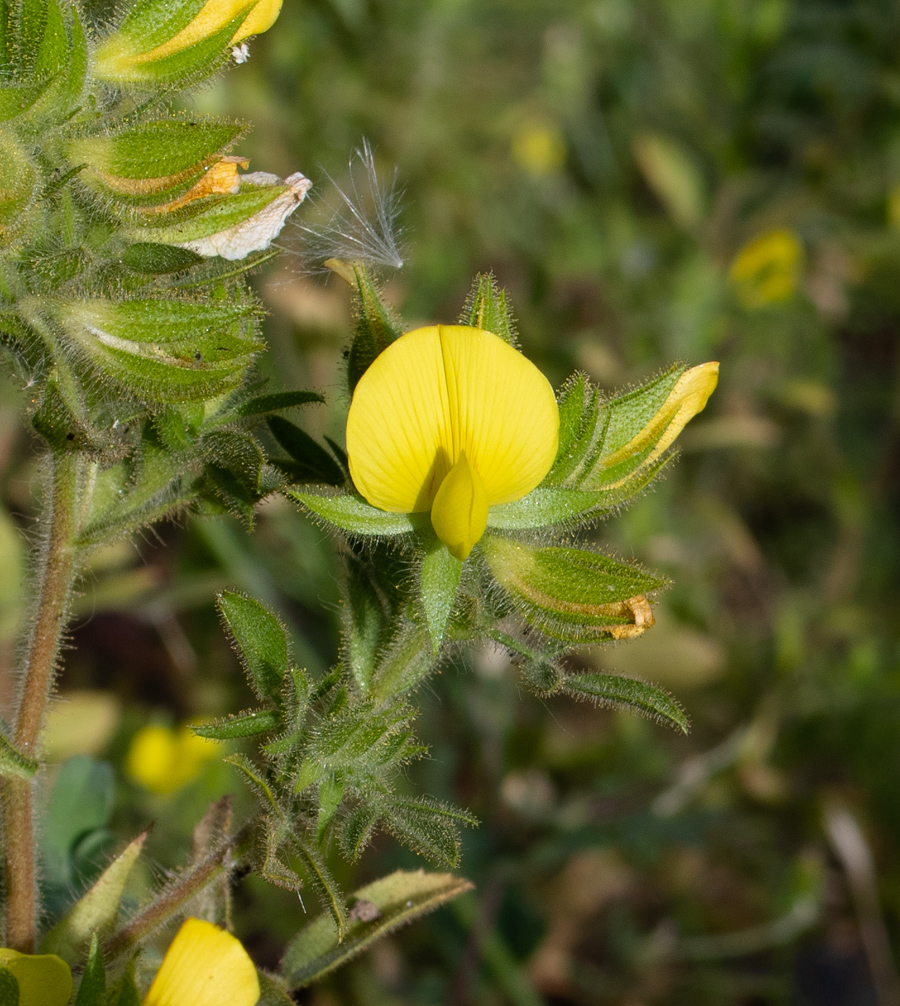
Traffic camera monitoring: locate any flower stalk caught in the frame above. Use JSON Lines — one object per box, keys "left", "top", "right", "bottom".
{"left": 3, "top": 451, "right": 85, "bottom": 952}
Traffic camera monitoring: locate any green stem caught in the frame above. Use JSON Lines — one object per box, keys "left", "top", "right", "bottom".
{"left": 3, "top": 451, "right": 82, "bottom": 952}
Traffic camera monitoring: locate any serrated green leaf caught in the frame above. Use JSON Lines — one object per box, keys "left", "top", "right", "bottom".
{"left": 562, "top": 673, "right": 689, "bottom": 732}
{"left": 282, "top": 869, "right": 474, "bottom": 988}
{"left": 0, "top": 731, "right": 38, "bottom": 780}
{"left": 419, "top": 539, "right": 462, "bottom": 652}
{"left": 191, "top": 709, "right": 279, "bottom": 740}
{"left": 41, "top": 832, "right": 148, "bottom": 964}
{"left": 460, "top": 273, "right": 517, "bottom": 345}
{"left": 267, "top": 416, "right": 343, "bottom": 485}
{"left": 238, "top": 391, "right": 324, "bottom": 416}
{"left": 291, "top": 489, "right": 419, "bottom": 536}
{"left": 72, "top": 936, "right": 105, "bottom": 1006}
{"left": 218, "top": 591, "right": 289, "bottom": 698}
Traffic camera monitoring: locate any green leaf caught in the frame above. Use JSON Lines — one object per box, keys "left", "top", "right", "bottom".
{"left": 41, "top": 832, "right": 148, "bottom": 964}
{"left": 419, "top": 539, "right": 462, "bottom": 652}
{"left": 51, "top": 296, "right": 261, "bottom": 403}
{"left": 257, "top": 972, "right": 295, "bottom": 1006}
{"left": 110, "top": 967, "right": 140, "bottom": 1006}
{"left": 72, "top": 120, "right": 242, "bottom": 181}
{"left": 282, "top": 870, "right": 475, "bottom": 988}
{"left": 371, "top": 619, "right": 435, "bottom": 701}
{"left": 633, "top": 131, "right": 706, "bottom": 229}
{"left": 486, "top": 486, "right": 624, "bottom": 530}
{"left": 343, "top": 554, "right": 388, "bottom": 694}
{"left": 0, "top": 731, "right": 38, "bottom": 780}
{"left": 267, "top": 416, "right": 343, "bottom": 485}
{"left": 317, "top": 775, "right": 345, "bottom": 841}
{"left": 562, "top": 673, "right": 689, "bottom": 733}
{"left": 0, "top": 969, "right": 18, "bottom": 1006}
{"left": 337, "top": 803, "right": 382, "bottom": 861}
{"left": 291, "top": 836, "right": 347, "bottom": 938}
{"left": 191, "top": 708, "right": 280, "bottom": 739}
{"left": 238, "top": 391, "right": 325, "bottom": 416}
{"left": 290, "top": 489, "right": 419, "bottom": 536}
{"left": 460, "top": 273, "right": 517, "bottom": 345}
{"left": 0, "top": 131, "right": 36, "bottom": 227}
{"left": 72, "top": 936, "right": 105, "bottom": 1006}
{"left": 380, "top": 796, "right": 476, "bottom": 869}
{"left": 218, "top": 591, "right": 289, "bottom": 699}
{"left": 120, "top": 243, "right": 204, "bottom": 274}
{"left": 347, "top": 264, "right": 402, "bottom": 393}
{"left": 42, "top": 756, "right": 114, "bottom": 889}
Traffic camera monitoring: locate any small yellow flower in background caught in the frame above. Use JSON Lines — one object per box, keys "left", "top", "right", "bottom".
{"left": 728, "top": 228, "right": 804, "bottom": 309}
{"left": 346, "top": 325, "right": 560, "bottom": 561}
{"left": 126, "top": 723, "right": 219, "bottom": 794}
{"left": 144, "top": 918, "right": 259, "bottom": 1006}
{"left": 94, "top": 0, "right": 282, "bottom": 81}
{"left": 511, "top": 119, "right": 567, "bottom": 177}
{"left": 887, "top": 184, "right": 900, "bottom": 228}
{"left": 0, "top": 948, "right": 72, "bottom": 1006}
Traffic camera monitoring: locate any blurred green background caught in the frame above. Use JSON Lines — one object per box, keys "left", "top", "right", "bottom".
{"left": 4, "top": 0, "right": 900, "bottom": 1003}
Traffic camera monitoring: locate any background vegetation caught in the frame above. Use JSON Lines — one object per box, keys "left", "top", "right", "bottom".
{"left": 3, "top": 0, "right": 900, "bottom": 1003}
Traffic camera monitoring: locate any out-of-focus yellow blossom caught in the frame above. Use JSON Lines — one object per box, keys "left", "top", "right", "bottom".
{"left": 887, "top": 184, "right": 900, "bottom": 229}
{"left": 0, "top": 948, "right": 72, "bottom": 1006}
{"left": 143, "top": 918, "right": 259, "bottom": 1006}
{"left": 729, "top": 229, "right": 804, "bottom": 308}
{"left": 511, "top": 119, "right": 567, "bottom": 177}
{"left": 94, "top": 0, "right": 282, "bottom": 81}
{"left": 126, "top": 723, "right": 219, "bottom": 794}
{"left": 346, "top": 325, "right": 559, "bottom": 561}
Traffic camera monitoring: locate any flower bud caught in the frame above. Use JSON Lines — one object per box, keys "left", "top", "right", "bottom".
{"left": 93, "top": 0, "right": 283, "bottom": 84}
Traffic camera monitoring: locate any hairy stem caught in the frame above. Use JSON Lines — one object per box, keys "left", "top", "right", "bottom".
{"left": 3, "top": 451, "right": 82, "bottom": 952}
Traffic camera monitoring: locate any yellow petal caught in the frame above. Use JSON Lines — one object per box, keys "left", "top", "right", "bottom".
{"left": 143, "top": 918, "right": 260, "bottom": 1006}
{"left": 346, "top": 325, "right": 559, "bottom": 513}
{"left": 126, "top": 725, "right": 179, "bottom": 794}
{"left": 600, "top": 362, "right": 719, "bottom": 482}
{"left": 139, "top": 0, "right": 281, "bottom": 64}
{"left": 0, "top": 949, "right": 73, "bottom": 1006}
{"left": 430, "top": 451, "right": 489, "bottom": 560}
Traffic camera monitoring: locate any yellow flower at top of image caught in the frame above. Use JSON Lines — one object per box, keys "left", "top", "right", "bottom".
{"left": 346, "top": 325, "right": 560, "bottom": 561}
{"left": 728, "top": 228, "right": 804, "bottom": 309}
{"left": 94, "top": 0, "right": 282, "bottom": 80}
{"left": 511, "top": 118, "right": 567, "bottom": 177}
{"left": 0, "top": 948, "right": 72, "bottom": 1006}
{"left": 144, "top": 918, "right": 259, "bottom": 1006}
{"left": 126, "top": 722, "right": 219, "bottom": 794}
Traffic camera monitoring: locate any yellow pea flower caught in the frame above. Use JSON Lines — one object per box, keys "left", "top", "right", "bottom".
{"left": 0, "top": 949, "right": 72, "bottom": 1006}
{"left": 94, "top": 0, "right": 282, "bottom": 81}
{"left": 126, "top": 723, "right": 219, "bottom": 794}
{"left": 729, "top": 229, "right": 803, "bottom": 309}
{"left": 346, "top": 325, "right": 560, "bottom": 560}
{"left": 144, "top": 918, "right": 259, "bottom": 1006}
